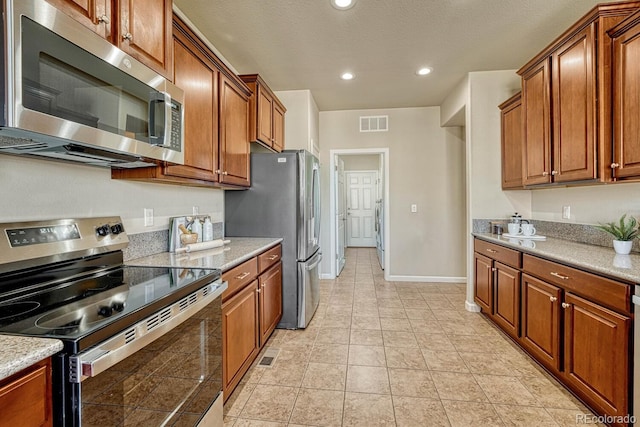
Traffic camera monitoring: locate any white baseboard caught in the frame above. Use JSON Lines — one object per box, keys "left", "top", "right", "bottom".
{"left": 465, "top": 300, "right": 481, "bottom": 312}
{"left": 386, "top": 275, "right": 466, "bottom": 283}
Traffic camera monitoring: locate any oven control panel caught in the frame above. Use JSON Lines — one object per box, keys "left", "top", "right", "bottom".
{"left": 6, "top": 223, "right": 81, "bottom": 247}
{"left": 0, "top": 217, "right": 129, "bottom": 272}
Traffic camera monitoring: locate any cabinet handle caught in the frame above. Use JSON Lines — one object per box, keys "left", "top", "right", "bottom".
{"left": 223, "top": 171, "right": 228, "bottom": 175}
{"left": 550, "top": 296, "right": 557, "bottom": 302}
{"left": 542, "top": 171, "right": 549, "bottom": 176}
{"left": 215, "top": 169, "right": 221, "bottom": 174}
{"left": 561, "top": 302, "right": 570, "bottom": 309}
{"left": 551, "top": 170, "right": 558, "bottom": 176}
{"left": 235, "top": 272, "right": 251, "bottom": 280}
{"left": 122, "top": 32, "right": 133, "bottom": 41}
{"left": 267, "top": 255, "right": 279, "bottom": 260}
{"left": 491, "top": 267, "right": 497, "bottom": 272}
{"left": 98, "top": 15, "right": 110, "bottom": 25}
{"left": 486, "top": 248, "right": 497, "bottom": 254}
{"left": 550, "top": 272, "right": 569, "bottom": 280}
{"left": 257, "top": 288, "right": 261, "bottom": 293}
{"left": 611, "top": 163, "right": 620, "bottom": 169}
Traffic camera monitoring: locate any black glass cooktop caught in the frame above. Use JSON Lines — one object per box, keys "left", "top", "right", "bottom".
{"left": 0, "top": 263, "right": 220, "bottom": 352}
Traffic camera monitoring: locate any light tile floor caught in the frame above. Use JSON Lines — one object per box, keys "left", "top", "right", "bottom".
{"left": 223, "top": 248, "right": 602, "bottom": 426}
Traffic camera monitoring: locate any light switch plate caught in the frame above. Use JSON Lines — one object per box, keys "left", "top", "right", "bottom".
{"left": 144, "top": 208, "right": 154, "bottom": 226}
{"left": 562, "top": 206, "right": 570, "bottom": 219}
{"left": 411, "top": 204, "right": 417, "bottom": 213}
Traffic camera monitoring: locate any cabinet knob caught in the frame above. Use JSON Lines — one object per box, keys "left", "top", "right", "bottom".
{"left": 491, "top": 267, "right": 497, "bottom": 272}
{"left": 561, "top": 302, "right": 570, "bottom": 309}
{"left": 215, "top": 169, "right": 221, "bottom": 174}
{"left": 123, "top": 32, "right": 133, "bottom": 41}
{"left": 98, "top": 15, "right": 110, "bottom": 25}
{"left": 551, "top": 170, "right": 558, "bottom": 176}
{"left": 222, "top": 171, "right": 229, "bottom": 175}
{"left": 550, "top": 296, "right": 557, "bottom": 302}
{"left": 542, "top": 171, "right": 549, "bottom": 176}
{"left": 611, "top": 163, "right": 620, "bottom": 169}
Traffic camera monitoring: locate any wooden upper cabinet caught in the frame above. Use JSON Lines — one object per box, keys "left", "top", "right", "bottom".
{"left": 551, "top": 25, "right": 596, "bottom": 182}
{"left": 610, "top": 10, "right": 640, "bottom": 180}
{"left": 44, "top": 0, "right": 112, "bottom": 39}
{"left": 164, "top": 27, "right": 219, "bottom": 182}
{"left": 240, "top": 74, "right": 286, "bottom": 152}
{"left": 219, "top": 73, "right": 251, "bottom": 186}
{"left": 518, "top": 2, "right": 640, "bottom": 187}
{"left": 118, "top": 0, "right": 172, "bottom": 77}
{"left": 45, "top": 0, "right": 172, "bottom": 77}
{"left": 499, "top": 92, "right": 523, "bottom": 189}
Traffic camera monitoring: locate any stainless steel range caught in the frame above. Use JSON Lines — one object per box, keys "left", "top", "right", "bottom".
{"left": 0, "top": 217, "right": 226, "bottom": 426}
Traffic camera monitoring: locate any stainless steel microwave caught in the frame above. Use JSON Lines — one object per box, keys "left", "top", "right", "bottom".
{"left": 0, "top": 0, "right": 184, "bottom": 167}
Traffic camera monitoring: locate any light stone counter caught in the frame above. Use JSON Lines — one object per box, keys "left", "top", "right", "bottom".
{"left": 125, "top": 237, "right": 283, "bottom": 272}
{"left": 0, "top": 335, "right": 62, "bottom": 381}
{"left": 474, "top": 233, "right": 640, "bottom": 284}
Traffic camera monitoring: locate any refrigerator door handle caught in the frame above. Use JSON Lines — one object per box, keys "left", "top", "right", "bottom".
{"left": 305, "top": 252, "right": 323, "bottom": 271}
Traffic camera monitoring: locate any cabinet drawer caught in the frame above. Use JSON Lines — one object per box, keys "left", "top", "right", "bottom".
{"left": 474, "top": 239, "right": 521, "bottom": 268}
{"left": 222, "top": 257, "right": 258, "bottom": 300}
{"left": 523, "top": 254, "right": 631, "bottom": 313}
{"left": 258, "top": 244, "right": 281, "bottom": 273}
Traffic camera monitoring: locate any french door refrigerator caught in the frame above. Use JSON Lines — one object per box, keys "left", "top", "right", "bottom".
{"left": 225, "top": 150, "right": 321, "bottom": 329}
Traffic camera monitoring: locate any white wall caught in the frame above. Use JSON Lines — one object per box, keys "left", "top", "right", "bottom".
{"left": 274, "top": 90, "right": 320, "bottom": 156}
{"left": 0, "top": 155, "right": 224, "bottom": 235}
{"left": 320, "top": 107, "right": 466, "bottom": 281}
{"left": 342, "top": 155, "right": 379, "bottom": 171}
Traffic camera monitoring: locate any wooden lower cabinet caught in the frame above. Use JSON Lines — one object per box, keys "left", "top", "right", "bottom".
{"left": 0, "top": 358, "right": 52, "bottom": 427}
{"left": 563, "top": 292, "right": 630, "bottom": 421}
{"left": 259, "top": 261, "right": 283, "bottom": 346}
{"left": 222, "top": 244, "right": 282, "bottom": 401}
{"left": 520, "top": 274, "right": 562, "bottom": 372}
{"left": 473, "top": 238, "right": 633, "bottom": 425}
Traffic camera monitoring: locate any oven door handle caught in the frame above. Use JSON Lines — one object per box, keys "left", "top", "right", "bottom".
{"left": 69, "top": 280, "right": 227, "bottom": 383}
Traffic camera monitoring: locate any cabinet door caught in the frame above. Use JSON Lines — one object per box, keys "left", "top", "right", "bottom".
{"left": 44, "top": 0, "right": 111, "bottom": 40}
{"left": 272, "top": 102, "right": 285, "bottom": 152}
{"left": 551, "top": 25, "right": 597, "bottom": 182}
{"left": 219, "top": 74, "right": 250, "bottom": 187}
{"left": 500, "top": 94, "right": 523, "bottom": 189}
{"left": 164, "top": 34, "right": 219, "bottom": 182}
{"left": 474, "top": 253, "right": 493, "bottom": 313}
{"left": 257, "top": 88, "right": 274, "bottom": 146}
{"left": 0, "top": 359, "right": 52, "bottom": 427}
{"left": 118, "top": 0, "right": 172, "bottom": 77}
{"left": 493, "top": 262, "right": 521, "bottom": 339}
{"left": 222, "top": 281, "right": 259, "bottom": 400}
{"left": 522, "top": 59, "right": 552, "bottom": 185}
{"left": 521, "top": 274, "right": 562, "bottom": 372}
{"left": 563, "top": 293, "right": 630, "bottom": 420}
{"left": 259, "top": 261, "right": 283, "bottom": 346}
{"left": 612, "top": 19, "right": 640, "bottom": 179}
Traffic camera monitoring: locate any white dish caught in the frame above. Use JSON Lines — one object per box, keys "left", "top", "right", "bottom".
{"left": 502, "top": 233, "right": 546, "bottom": 240}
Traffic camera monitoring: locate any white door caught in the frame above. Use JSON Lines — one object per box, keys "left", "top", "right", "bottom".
{"left": 335, "top": 157, "right": 346, "bottom": 275}
{"left": 346, "top": 171, "right": 377, "bottom": 247}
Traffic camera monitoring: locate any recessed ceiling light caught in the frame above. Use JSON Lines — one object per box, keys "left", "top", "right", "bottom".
{"left": 416, "top": 67, "right": 433, "bottom": 76}
{"left": 331, "top": 0, "right": 357, "bottom": 10}
{"left": 341, "top": 72, "right": 354, "bottom": 80}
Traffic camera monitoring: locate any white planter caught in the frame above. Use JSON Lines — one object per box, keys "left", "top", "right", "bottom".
{"left": 613, "top": 240, "right": 633, "bottom": 255}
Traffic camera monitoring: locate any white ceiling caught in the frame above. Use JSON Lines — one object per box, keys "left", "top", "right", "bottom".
{"left": 175, "top": 0, "right": 618, "bottom": 111}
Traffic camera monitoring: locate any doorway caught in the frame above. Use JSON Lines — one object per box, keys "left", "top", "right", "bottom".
{"left": 329, "top": 148, "right": 389, "bottom": 280}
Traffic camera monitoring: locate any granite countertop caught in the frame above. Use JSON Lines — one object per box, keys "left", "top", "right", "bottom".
{"left": 125, "top": 237, "right": 283, "bottom": 271}
{"left": 473, "top": 232, "right": 640, "bottom": 284}
{"left": 0, "top": 335, "right": 63, "bottom": 381}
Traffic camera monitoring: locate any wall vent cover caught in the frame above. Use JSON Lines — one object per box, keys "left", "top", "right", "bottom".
{"left": 360, "top": 115, "right": 388, "bottom": 132}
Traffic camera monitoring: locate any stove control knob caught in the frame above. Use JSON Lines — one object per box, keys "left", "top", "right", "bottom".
{"left": 98, "top": 305, "right": 113, "bottom": 317}
{"left": 111, "top": 302, "right": 125, "bottom": 313}
{"left": 96, "top": 224, "right": 111, "bottom": 237}
{"left": 110, "top": 223, "right": 124, "bottom": 235}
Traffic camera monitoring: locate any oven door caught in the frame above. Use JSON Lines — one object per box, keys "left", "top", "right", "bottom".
{"left": 66, "top": 281, "right": 226, "bottom": 426}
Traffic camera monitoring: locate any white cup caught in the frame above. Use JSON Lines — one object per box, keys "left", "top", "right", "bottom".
{"left": 521, "top": 224, "right": 536, "bottom": 236}
{"left": 507, "top": 223, "right": 521, "bottom": 235}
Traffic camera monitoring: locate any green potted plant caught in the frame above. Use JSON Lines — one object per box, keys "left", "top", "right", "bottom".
{"left": 594, "top": 214, "right": 639, "bottom": 255}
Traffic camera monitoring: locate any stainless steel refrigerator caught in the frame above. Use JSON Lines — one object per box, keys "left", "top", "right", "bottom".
{"left": 225, "top": 150, "right": 321, "bottom": 329}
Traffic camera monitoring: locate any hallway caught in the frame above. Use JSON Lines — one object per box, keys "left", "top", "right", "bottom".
{"left": 223, "top": 248, "right": 600, "bottom": 426}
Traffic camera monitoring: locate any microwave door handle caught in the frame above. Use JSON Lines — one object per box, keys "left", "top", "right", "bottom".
{"left": 148, "top": 91, "right": 172, "bottom": 146}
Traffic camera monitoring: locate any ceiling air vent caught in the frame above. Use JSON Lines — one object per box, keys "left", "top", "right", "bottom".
{"left": 360, "top": 115, "right": 388, "bottom": 132}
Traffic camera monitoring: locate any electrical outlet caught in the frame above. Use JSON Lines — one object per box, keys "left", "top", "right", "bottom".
{"left": 562, "top": 206, "right": 571, "bottom": 219}
{"left": 411, "top": 204, "right": 418, "bottom": 213}
{"left": 192, "top": 206, "right": 199, "bottom": 215}
{"left": 144, "top": 208, "right": 154, "bottom": 226}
